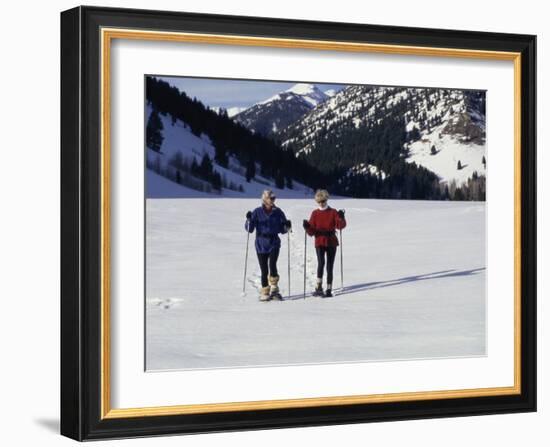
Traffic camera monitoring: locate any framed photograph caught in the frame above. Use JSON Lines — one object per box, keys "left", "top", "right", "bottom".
{"left": 60, "top": 5, "right": 536, "bottom": 441}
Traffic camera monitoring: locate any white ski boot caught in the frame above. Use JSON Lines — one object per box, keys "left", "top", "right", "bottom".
{"left": 268, "top": 275, "right": 282, "bottom": 300}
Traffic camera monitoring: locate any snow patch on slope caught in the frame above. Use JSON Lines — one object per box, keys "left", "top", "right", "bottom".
{"left": 346, "top": 163, "right": 388, "bottom": 180}
{"left": 405, "top": 126, "right": 486, "bottom": 185}
{"left": 211, "top": 106, "right": 248, "bottom": 117}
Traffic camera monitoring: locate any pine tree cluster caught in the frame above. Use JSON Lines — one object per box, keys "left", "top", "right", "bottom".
{"left": 146, "top": 76, "right": 327, "bottom": 191}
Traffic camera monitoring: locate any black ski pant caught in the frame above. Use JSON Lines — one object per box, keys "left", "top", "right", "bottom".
{"left": 257, "top": 248, "right": 280, "bottom": 287}
{"left": 316, "top": 246, "right": 337, "bottom": 286}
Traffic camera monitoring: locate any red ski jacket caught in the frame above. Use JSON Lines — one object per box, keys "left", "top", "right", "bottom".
{"left": 305, "top": 206, "right": 346, "bottom": 248}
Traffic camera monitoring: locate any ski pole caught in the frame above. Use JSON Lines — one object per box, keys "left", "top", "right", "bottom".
{"left": 243, "top": 225, "right": 250, "bottom": 294}
{"left": 339, "top": 227, "right": 344, "bottom": 292}
{"left": 303, "top": 229, "right": 307, "bottom": 299}
{"left": 287, "top": 229, "right": 292, "bottom": 299}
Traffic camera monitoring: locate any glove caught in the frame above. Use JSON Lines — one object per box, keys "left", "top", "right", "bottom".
{"left": 337, "top": 209, "right": 345, "bottom": 219}
{"left": 302, "top": 219, "right": 310, "bottom": 230}
{"left": 285, "top": 219, "right": 292, "bottom": 229}
{"left": 246, "top": 211, "right": 252, "bottom": 219}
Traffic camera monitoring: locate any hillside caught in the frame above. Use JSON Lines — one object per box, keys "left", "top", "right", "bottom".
{"left": 278, "top": 85, "right": 486, "bottom": 199}
{"left": 145, "top": 77, "right": 325, "bottom": 198}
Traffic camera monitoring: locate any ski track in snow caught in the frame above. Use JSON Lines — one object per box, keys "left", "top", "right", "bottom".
{"left": 146, "top": 198, "right": 486, "bottom": 370}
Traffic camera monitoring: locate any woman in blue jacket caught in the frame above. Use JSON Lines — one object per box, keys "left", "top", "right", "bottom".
{"left": 245, "top": 189, "right": 291, "bottom": 301}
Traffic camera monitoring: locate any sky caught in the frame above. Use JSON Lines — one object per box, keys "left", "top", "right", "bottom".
{"left": 155, "top": 76, "right": 347, "bottom": 110}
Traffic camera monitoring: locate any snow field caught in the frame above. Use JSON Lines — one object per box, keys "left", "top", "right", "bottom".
{"left": 146, "top": 198, "right": 486, "bottom": 370}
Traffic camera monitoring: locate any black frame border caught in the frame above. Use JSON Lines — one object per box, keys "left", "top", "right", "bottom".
{"left": 61, "top": 5, "right": 536, "bottom": 441}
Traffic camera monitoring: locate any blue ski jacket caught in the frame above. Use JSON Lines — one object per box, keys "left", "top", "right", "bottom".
{"left": 245, "top": 206, "right": 288, "bottom": 254}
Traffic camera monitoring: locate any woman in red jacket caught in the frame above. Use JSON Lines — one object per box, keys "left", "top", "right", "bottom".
{"left": 302, "top": 189, "right": 346, "bottom": 297}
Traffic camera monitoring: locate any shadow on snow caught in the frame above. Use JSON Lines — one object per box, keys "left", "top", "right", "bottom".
{"left": 282, "top": 267, "right": 486, "bottom": 301}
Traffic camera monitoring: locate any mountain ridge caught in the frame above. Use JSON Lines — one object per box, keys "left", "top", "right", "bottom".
{"left": 278, "top": 85, "right": 486, "bottom": 188}
{"left": 232, "top": 83, "right": 330, "bottom": 137}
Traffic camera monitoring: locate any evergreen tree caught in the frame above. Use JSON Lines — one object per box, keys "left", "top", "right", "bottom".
{"left": 146, "top": 109, "right": 164, "bottom": 152}
{"left": 200, "top": 154, "right": 213, "bottom": 178}
{"left": 482, "top": 155, "right": 486, "bottom": 168}
{"left": 275, "top": 170, "right": 285, "bottom": 189}
{"left": 454, "top": 187, "right": 464, "bottom": 201}
{"left": 245, "top": 158, "right": 256, "bottom": 182}
{"left": 191, "top": 158, "right": 199, "bottom": 176}
{"left": 211, "top": 171, "right": 222, "bottom": 191}
{"left": 153, "top": 155, "right": 161, "bottom": 174}
{"left": 286, "top": 176, "right": 293, "bottom": 189}
{"left": 430, "top": 145, "right": 437, "bottom": 155}
{"left": 215, "top": 144, "right": 229, "bottom": 168}
{"left": 457, "top": 160, "right": 462, "bottom": 170}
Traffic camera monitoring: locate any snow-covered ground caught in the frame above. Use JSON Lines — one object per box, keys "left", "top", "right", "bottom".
{"left": 146, "top": 198, "right": 486, "bottom": 371}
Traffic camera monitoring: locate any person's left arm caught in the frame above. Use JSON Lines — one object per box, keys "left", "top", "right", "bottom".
{"left": 335, "top": 209, "right": 347, "bottom": 230}
{"left": 279, "top": 209, "right": 291, "bottom": 234}
{"left": 245, "top": 209, "right": 256, "bottom": 233}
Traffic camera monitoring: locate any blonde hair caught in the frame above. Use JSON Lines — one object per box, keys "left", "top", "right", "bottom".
{"left": 261, "top": 189, "right": 276, "bottom": 204}
{"left": 314, "top": 189, "right": 329, "bottom": 203}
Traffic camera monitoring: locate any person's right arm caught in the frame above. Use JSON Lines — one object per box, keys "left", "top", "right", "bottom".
{"left": 245, "top": 210, "right": 256, "bottom": 233}
{"left": 303, "top": 211, "right": 316, "bottom": 236}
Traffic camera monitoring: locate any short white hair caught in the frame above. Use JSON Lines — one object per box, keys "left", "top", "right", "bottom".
{"left": 314, "top": 189, "right": 329, "bottom": 203}
{"left": 261, "top": 189, "right": 276, "bottom": 203}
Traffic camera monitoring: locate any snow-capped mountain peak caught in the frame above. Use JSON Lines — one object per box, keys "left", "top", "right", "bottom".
{"left": 284, "top": 83, "right": 327, "bottom": 107}
{"left": 254, "top": 83, "right": 327, "bottom": 108}
{"left": 233, "top": 83, "right": 329, "bottom": 137}
{"left": 286, "top": 83, "right": 317, "bottom": 95}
